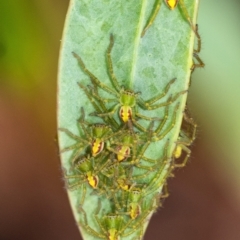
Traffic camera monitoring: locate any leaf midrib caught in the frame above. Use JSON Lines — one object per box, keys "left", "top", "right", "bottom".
{"left": 129, "top": 0, "right": 147, "bottom": 88}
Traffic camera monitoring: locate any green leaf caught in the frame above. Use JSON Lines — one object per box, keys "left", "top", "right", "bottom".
{"left": 57, "top": 0, "right": 199, "bottom": 239}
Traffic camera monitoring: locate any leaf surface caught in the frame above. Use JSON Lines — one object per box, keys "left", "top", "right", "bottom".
{"left": 58, "top": 0, "right": 199, "bottom": 239}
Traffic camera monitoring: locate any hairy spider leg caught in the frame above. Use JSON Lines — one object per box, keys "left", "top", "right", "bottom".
{"left": 125, "top": 103, "right": 179, "bottom": 179}
{"left": 130, "top": 139, "right": 175, "bottom": 197}
{"left": 141, "top": 0, "right": 162, "bottom": 37}
{"left": 152, "top": 182, "right": 170, "bottom": 210}
{"left": 138, "top": 78, "right": 176, "bottom": 105}
{"left": 106, "top": 34, "right": 121, "bottom": 91}
{"left": 97, "top": 160, "right": 131, "bottom": 210}
{"left": 172, "top": 108, "right": 197, "bottom": 168}
{"left": 191, "top": 24, "right": 205, "bottom": 73}
{"left": 192, "top": 52, "right": 205, "bottom": 70}
{"left": 79, "top": 204, "right": 106, "bottom": 239}
{"left": 77, "top": 82, "right": 120, "bottom": 130}
{"left": 130, "top": 111, "right": 175, "bottom": 182}
{"left": 159, "top": 182, "right": 169, "bottom": 200}
{"left": 72, "top": 52, "right": 118, "bottom": 96}
{"left": 122, "top": 101, "right": 178, "bottom": 175}
{"left": 138, "top": 87, "right": 187, "bottom": 111}
{"left": 131, "top": 139, "right": 170, "bottom": 181}
{"left": 62, "top": 168, "right": 87, "bottom": 205}
{"left": 107, "top": 143, "right": 169, "bottom": 220}
{"left": 193, "top": 24, "right": 202, "bottom": 54}
{"left": 173, "top": 142, "right": 191, "bottom": 168}
{"left": 58, "top": 127, "right": 88, "bottom": 165}
{"left": 80, "top": 83, "right": 119, "bottom": 128}
{"left": 147, "top": 156, "right": 174, "bottom": 193}
{"left": 152, "top": 102, "right": 180, "bottom": 141}
{"left": 141, "top": 0, "right": 199, "bottom": 38}
{"left": 59, "top": 128, "right": 87, "bottom": 152}
{"left": 182, "top": 108, "right": 197, "bottom": 143}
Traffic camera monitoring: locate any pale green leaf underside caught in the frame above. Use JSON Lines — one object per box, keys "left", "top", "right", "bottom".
{"left": 58, "top": 0, "right": 199, "bottom": 239}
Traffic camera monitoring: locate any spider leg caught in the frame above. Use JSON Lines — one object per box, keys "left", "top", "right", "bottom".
{"left": 145, "top": 90, "right": 187, "bottom": 110}
{"left": 141, "top": 0, "right": 163, "bottom": 37}
{"left": 106, "top": 34, "right": 121, "bottom": 91}
{"left": 78, "top": 82, "right": 120, "bottom": 129}
{"left": 142, "top": 78, "right": 176, "bottom": 106}
{"left": 78, "top": 205, "right": 106, "bottom": 238}
{"left": 60, "top": 142, "right": 84, "bottom": 153}
{"left": 58, "top": 127, "right": 82, "bottom": 140}
{"left": 72, "top": 52, "right": 118, "bottom": 96}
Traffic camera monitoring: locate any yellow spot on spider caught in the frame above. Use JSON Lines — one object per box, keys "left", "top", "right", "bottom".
{"left": 92, "top": 138, "right": 104, "bottom": 157}
{"left": 120, "top": 106, "right": 132, "bottom": 122}
{"left": 166, "top": 0, "right": 178, "bottom": 10}
{"left": 130, "top": 203, "right": 141, "bottom": 219}
{"left": 174, "top": 145, "right": 182, "bottom": 158}
{"left": 87, "top": 172, "right": 98, "bottom": 188}
{"left": 108, "top": 229, "right": 118, "bottom": 240}
{"left": 118, "top": 179, "right": 131, "bottom": 191}
{"left": 117, "top": 146, "right": 130, "bottom": 162}
{"left": 121, "top": 184, "right": 130, "bottom": 191}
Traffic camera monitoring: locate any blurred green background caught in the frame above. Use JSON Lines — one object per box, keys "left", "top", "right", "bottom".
{"left": 0, "top": 0, "right": 240, "bottom": 240}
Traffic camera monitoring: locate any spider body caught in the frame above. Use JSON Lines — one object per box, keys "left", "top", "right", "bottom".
{"left": 63, "top": 153, "right": 111, "bottom": 204}
{"left": 118, "top": 89, "right": 138, "bottom": 123}
{"left": 108, "top": 131, "right": 139, "bottom": 162}
{"left": 166, "top": 0, "right": 178, "bottom": 9}
{"left": 79, "top": 203, "right": 135, "bottom": 240}
{"left": 90, "top": 123, "right": 111, "bottom": 156}
{"left": 119, "top": 187, "right": 143, "bottom": 220}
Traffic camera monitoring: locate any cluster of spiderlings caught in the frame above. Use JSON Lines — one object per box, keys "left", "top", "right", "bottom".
{"left": 59, "top": 32, "right": 201, "bottom": 239}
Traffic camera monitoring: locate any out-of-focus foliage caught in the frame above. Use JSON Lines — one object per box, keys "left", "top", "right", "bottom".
{"left": 0, "top": 0, "right": 68, "bottom": 136}
{"left": 190, "top": 0, "right": 240, "bottom": 200}
{"left": 0, "top": 0, "right": 48, "bottom": 93}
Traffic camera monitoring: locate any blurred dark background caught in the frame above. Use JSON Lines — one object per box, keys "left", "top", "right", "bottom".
{"left": 1, "top": 0, "right": 240, "bottom": 240}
